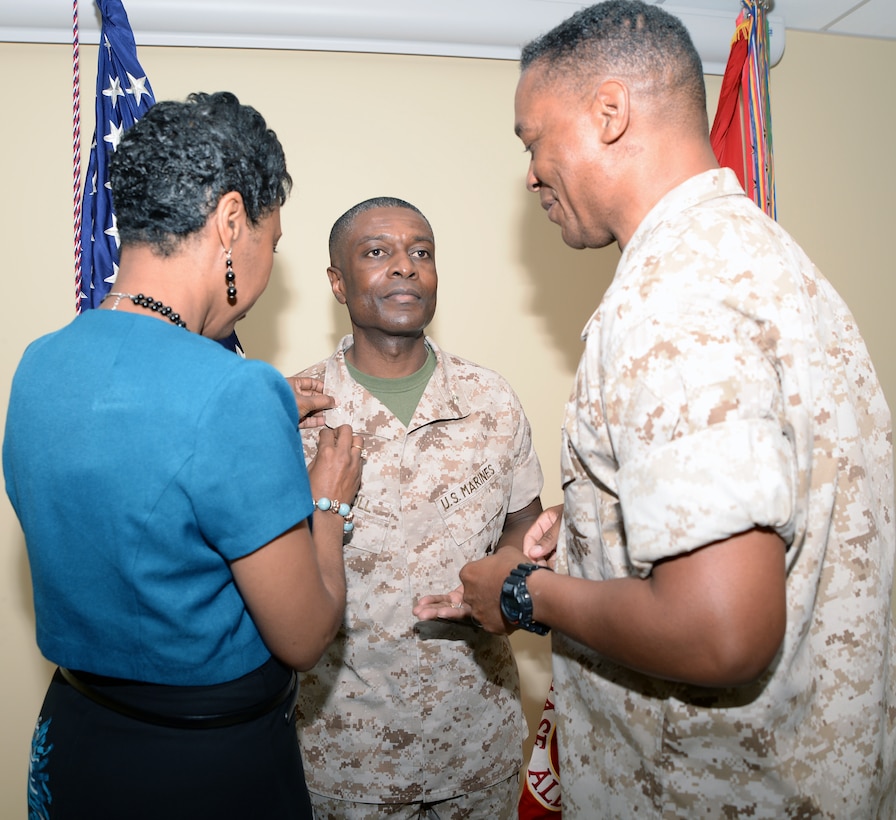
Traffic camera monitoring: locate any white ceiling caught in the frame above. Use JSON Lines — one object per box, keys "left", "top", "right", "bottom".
{"left": 0, "top": 1, "right": 893, "bottom": 77}
{"left": 664, "top": 0, "right": 895, "bottom": 40}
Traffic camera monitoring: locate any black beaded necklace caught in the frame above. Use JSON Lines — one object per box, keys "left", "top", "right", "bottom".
{"left": 104, "top": 292, "right": 188, "bottom": 330}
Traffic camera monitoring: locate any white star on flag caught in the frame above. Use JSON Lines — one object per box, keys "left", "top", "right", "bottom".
{"left": 103, "top": 120, "right": 125, "bottom": 151}
{"left": 103, "top": 75, "right": 125, "bottom": 108}
{"left": 125, "top": 72, "right": 151, "bottom": 107}
{"left": 104, "top": 213, "right": 120, "bottom": 250}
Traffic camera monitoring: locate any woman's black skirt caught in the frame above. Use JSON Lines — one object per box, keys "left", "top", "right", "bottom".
{"left": 28, "top": 656, "right": 312, "bottom": 819}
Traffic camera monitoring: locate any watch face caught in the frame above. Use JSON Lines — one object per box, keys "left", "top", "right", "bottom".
{"left": 500, "top": 580, "right": 523, "bottom": 622}
{"left": 500, "top": 564, "right": 551, "bottom": 635}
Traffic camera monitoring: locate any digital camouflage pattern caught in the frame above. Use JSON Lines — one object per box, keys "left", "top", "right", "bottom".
{"left": 295, "top": 337, "right": 543, "bottom": 805}
{"left": 554, "top": 169, "right": 895, "bottom": 818}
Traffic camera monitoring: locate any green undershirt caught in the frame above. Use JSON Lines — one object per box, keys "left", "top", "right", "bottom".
{"left": 345, "top": 344, "right": 437, "bottom": 427}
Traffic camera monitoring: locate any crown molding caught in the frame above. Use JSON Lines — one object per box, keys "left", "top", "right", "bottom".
{"left": 0, "top": 0, "right": 785, "bottom": 75}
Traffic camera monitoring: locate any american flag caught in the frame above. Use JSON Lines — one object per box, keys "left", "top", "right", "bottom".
{"left": 76, "top": 1, "right": 244, "bottom": 355}
{"left": 78, "top": 0, "right": 155, "bottom": 311}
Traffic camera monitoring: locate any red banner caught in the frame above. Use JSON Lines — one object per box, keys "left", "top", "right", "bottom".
{"left": 518, "top": 683, "right": 561, "bottom": 818}
{"left": 710, "top": 1, "right": 776, "bottom": 219}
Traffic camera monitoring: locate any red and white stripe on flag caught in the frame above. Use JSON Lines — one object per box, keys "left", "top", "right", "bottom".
{"left": 518, "top": 682, "right": 561, "bottom": 818}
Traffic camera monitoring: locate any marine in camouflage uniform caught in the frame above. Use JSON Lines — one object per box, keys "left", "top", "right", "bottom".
{"left": 455, "top": 2, "right": 895, "bottom": 818}
{"left": 553, "top": 166, "right": 895, "bottom": 817}
{"left": 291, "top": 198, "right": 544, "bottom": 818}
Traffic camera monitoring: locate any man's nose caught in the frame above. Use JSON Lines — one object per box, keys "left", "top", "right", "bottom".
{"left": 526, "top": 164, "right": 542, "bottom": 192}
{"left": 392, "top": 253, "right": 417, "bottom": 276}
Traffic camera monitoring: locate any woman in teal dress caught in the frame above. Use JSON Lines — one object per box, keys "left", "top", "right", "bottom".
{"left": 4, "top": 91, "right": 362, "bottom": 819}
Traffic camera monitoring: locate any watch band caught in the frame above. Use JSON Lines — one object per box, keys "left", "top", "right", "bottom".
{"left": 500, "top": 562, "right": 551, "bottom": 635}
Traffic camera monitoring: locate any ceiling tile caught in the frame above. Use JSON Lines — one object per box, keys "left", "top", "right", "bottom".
{"left": 652, "top": 0, "right": 896, "bottom": 40}
{"left": 826, "top": 0, "right": 896, "bottom": 39}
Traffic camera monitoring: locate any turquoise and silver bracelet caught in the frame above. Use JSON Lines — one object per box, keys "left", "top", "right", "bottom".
{"left": 313, "top": 497, "right": 355, "bottom": 533}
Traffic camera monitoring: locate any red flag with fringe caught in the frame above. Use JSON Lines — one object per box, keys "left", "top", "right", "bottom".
{"left": 710, "top": 0, "right": 776, "bottom": 219}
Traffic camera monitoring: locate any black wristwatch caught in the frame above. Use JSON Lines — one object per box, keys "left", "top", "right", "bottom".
{"left": 500, "top": 563, "right": 551, "bottom": 635}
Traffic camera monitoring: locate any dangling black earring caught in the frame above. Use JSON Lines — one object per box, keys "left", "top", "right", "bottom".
{"left": 225, "top": 249, "right": 237, "bottom": 303}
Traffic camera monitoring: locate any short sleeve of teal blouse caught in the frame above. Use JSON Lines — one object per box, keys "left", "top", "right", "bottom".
{"left": 191, "top": 357, "right": 312, "bottom": 561}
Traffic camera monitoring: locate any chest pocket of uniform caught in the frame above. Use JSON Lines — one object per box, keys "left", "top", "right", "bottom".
{"left": 343, "top": 494, "right": 392, "bottom": 555}
{"left": 436, "top": 478, "right": 506, "bottom": 548}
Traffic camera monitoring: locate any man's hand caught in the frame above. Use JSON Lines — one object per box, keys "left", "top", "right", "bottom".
{"left": 413, "top": 584, "right": 473, "bottom": 622}
{"left": 523, "top": 504, "right": 563, "bottom": 568}
{"left": 289, "top": 375, "right": 335, "bottom": 428}
{"left": 458, "top": 547, "right": 529, "bottom": 633}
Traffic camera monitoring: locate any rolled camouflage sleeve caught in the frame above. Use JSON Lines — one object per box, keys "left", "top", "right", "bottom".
{"left": 604, "top": 306, "right": 797, "bottom": 572}
{"left": 506, "top": 389, "right": 544, "bottom": 514}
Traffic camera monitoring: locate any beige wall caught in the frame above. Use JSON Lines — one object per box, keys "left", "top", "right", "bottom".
{"left": 1, "top": 30, "right": 893, "bottom": 814}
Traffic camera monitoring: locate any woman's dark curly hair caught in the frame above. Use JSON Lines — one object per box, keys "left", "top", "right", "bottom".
{"left": 109, "top": 91, "right": 292, "bottom": 256}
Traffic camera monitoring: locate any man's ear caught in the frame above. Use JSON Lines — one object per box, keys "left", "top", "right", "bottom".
{"left": 213, "top": 191, "right": 246, "bottom": 248}
{"left": 326, "top": 266, "right": 347, "bottom": 305}
{"left": 592, "top": 79, "right": 630, "bottom": 145}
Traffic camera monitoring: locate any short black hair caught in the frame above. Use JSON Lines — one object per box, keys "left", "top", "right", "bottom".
{"left": 521, "top": 0, "right": 705, "bottom": 112}
{"left": 328, "top": 197, "right": 432, "bottom": 267}
{"left": 110, "top": 91, "right": 292, "bottom": 255}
